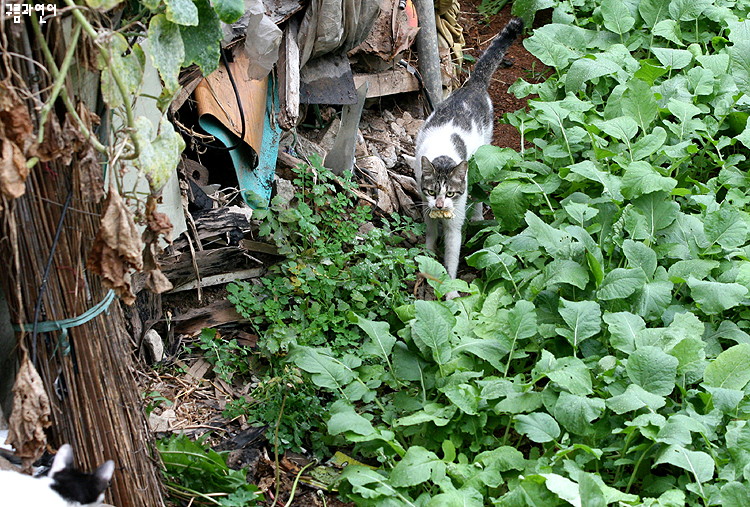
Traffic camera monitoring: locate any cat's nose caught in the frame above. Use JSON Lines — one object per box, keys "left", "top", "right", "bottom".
{"left": 435, "top": 197, "right": 445, "bottom": 208}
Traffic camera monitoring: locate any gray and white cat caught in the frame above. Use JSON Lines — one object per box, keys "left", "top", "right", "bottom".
{"left": 0, "top": 444, "right": 114, "bottom": 506}
{"left": 407, "top": 18, "right": 523, "bottom": 295}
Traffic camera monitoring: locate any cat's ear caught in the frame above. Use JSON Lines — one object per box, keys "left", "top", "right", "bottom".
{"left": 95, "top": 460, "right": 115, "bottom": 484}
{"left": 49, "top": 444, "right": 74, "bottom": 477}
{"left": 421, "top": 156, "right": 434, "bottom": 174}
{"left": 403, "top": 154, "right": 415, "bottom": 169}
{"left": 452, "top": 161, "right": 468, "bottom": 179}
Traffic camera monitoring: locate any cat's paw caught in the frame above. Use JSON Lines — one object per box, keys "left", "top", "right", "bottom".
{"left": 445, "top": 291, "right": 460, "bottom": 300}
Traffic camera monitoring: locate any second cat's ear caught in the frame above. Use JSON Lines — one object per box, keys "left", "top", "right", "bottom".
{"left": 421, "top": 156, "right": 435, "bottom": 173}
{"left": 96, "top": 460, "right": 115, "bottom": 484}
{"left": 452, "top": 161, "right": 468, "bottom": 179}
{"left": 50, "top": 444, "right": 74, "bottom": 477}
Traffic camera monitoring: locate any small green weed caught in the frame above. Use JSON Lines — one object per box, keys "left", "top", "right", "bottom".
{"left": 223, "top": 365, "right": 328, "bottom": 456}
{"left": 191, "top": 328, "right": 251, "bottom": 383}
{"left": 158, "top": 434, "right": 263, "bottom": 506}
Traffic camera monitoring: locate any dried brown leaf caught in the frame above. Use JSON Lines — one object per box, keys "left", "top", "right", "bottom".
{"left": 139, "top": 196, "right": 174, "bottom": 295}
{"left": 87, "top": 187, "right": 143, "bottom": 305}
{"left": 0, "top": 137, "right": 29, "bottom": 198}
{"left": 36, "top": 114, "right": 69, "bottom": 164}
{"left": 0, "top": 80, "right": 34, "bottom": 155}
{"left": 7, "top": 356, "right": 51, "bottom": 468}
{"left": 62, "top": 111, "right": 86, "bottom": 155}
{"left": 78, "top": 144, "right": 104, "bottom": 202}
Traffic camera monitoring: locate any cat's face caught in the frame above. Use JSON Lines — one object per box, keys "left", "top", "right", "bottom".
{"left": 420, "top": 156, "right": 467, "bottom": 215}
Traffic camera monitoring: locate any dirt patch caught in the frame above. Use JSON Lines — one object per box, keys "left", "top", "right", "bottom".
{"left": 460, "top": 0, "right": 548, "bottom": 148}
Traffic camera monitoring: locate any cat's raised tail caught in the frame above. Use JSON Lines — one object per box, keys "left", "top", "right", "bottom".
{"left": 465, "top": 18, "right": 524, "bottom": 90}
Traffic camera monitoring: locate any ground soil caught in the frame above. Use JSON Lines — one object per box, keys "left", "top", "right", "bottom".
{"left": 460, "top": 0, "right": 547, "bottom": 148}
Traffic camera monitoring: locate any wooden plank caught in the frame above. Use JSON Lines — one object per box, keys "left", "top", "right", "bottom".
{"left": 353, "top": 68, "right": 420, "bottom": 99}
{"left": 173, "top": 300, "right": 246, "bottom": 336}
{"left": 172, "top": 206, "right": 255, "bottom": 251}
{"left": 239, "top": 239, "right": 279, "bottom": 256}
{"left": 161, "top": 246, "right": 257, "bottom": 288}
{"left": 170, "top": 268, "right": 264, "bottom": 293}
{"left": 278, "top": 18, "right": 300, "bottom": 130}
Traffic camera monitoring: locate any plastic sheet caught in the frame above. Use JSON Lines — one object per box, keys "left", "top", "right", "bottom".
{"left": 297, "top": 0, "right": 380, "bottom": 68}
{"left": 223, "top": 0, "right": 284, "bottom": 80}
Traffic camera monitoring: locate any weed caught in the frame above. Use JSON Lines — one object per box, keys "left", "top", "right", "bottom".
{"left": 227, "top": 155, "right": 422, "bottom": 356}
{"left": 191, "top": 328, "right": 251, "bottom": 383}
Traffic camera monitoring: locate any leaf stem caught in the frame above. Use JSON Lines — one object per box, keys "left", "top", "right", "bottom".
{"left": 62, "top": 0, "right": 141, "bottom": 159}
{"left": 28, "top": 11, "right": 107, "bottom": 155}
{"left": 625, "top": 442, "right": 654, "bottom": 493}
{"left": 36, "top": 22, "right": 81, "bottom": 144}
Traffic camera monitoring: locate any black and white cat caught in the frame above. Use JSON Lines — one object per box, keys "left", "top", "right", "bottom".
{"left": 0, "top": 444, "right": 114, "bottom": 506}
{"left": 407, "top": 18, "right": 523, "bottom": 296}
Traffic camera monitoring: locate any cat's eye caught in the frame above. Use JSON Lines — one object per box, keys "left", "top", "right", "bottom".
{"left": 424, "top": 189, "right": 436, "bottom": 196}
{"left": 446, "top": 191, "right": 456, "bottom": 198}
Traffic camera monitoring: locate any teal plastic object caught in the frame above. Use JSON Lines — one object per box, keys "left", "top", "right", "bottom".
{"left": 199, "top": 79, "right": 280, "bottom": 209}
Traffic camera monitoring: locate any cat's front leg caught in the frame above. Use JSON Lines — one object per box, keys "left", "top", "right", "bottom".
{"left": 443, "top": 217, "right": 464, "bottom": 299}
{"left": 425, "top": 216, "right": 438, "bottom": 252}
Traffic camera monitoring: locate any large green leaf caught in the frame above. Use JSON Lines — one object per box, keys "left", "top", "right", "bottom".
{"left": 704, "top": 208, "right": 749, "bottom": 250}
{"left": 600, "top": 0, "right": 635, "bottom": 34}
{"left": 353, "top": 313, "right": 397, "bottom": 362}
{"left": 390, "top": 447, "right": 445, "bottom": 488}
{"left": 604, "top": 311, "right": 645, "bottom": 353}
{"left": 703, "top": 343, "right": 750, "bottom": 390}
{"left": 97, "top": 34, "right": 145, "bottom": 109}
{"left": 687, "top": 278, "right": 748, "bottom": 314}
{"left": 621, "top": 79, "right": 658, "bottom": 133}
{"left": 553, "top": 392, "right": 605, "bottom": 435}
{"left": 558, "top": 298, "right": 601, "bottom": 347}
{"left": 565, "top": 57, "right": 624, "bottom": 93}
{"left": 669, "top": 0, "right": 711, "bottom": 21}
{"left": 547, "top": 356, "right": 593, "bottom": 395}
{"left": 180, "top": 0, "right": 223, "bottom": 76}
{"left": 627, "top": 346, "right": 678, "bottom": 396}
{"left": 623, "top": 239, "right": 657, "bottom": 279}
{"left": 327, "top": 400, "right": 375, "bottom": 436}
{"left": 340, "top": 466, "right": 413, "bottom": 504}
{"left": 148, "top": 14, "right": 185, "bottom": 94}
{"left": 566, "top": 160, "right": 623, "bottom": 200}
{"left": 441, "top": 383, "right": 481, "bottom": 415}
{"left": 654, "top": 445, "right": 715, "bottom": 483}
{"left": 515, "top": 412, "right": 560, "bottom": 443}
{"left": 165, "top": 0, "right": 198, "bottom": 25}
{"left": 729, "top": 41, "right": 750, "bottom": 95}
{"left": 292, "top": 346, "right": 356, "bottom": 391}
{"left": 212, "top": 0, "right": 244, "bottom": 23}
{"left": 606, "top": 383, "right": 666, "bottom": 414}
{"left": 621, "top": 161, "right": 677, "bottom": 199}
{"left": 490, "top": 180, "right": 529, "bottom": 231}
{"left": 639, "top": 0, "right": 671, "bottom": 28}
{"left": 412, "top": 300, "right": 454, "bottom": 366}
{"left": 597, "top": 267, "right": 647, "bottom": 300}
{"left": 631, "top": 127, "right": 667, "bottom": 161}
{"left": 129, "top": 115, "right": 186, "bottom": 193}
{"left": 634, "top": 280, "right": 673, "bottom": 319}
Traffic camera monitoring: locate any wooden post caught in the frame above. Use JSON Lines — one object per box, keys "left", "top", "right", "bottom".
{"left": 414, "top": 0, "right": 444, "bottom": 107}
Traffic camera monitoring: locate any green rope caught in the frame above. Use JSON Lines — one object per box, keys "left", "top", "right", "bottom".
{"left": 14, "top": 289, "right": 116, "bottom": 337}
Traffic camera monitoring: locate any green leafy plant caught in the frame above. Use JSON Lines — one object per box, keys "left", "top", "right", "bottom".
{"left": 227, "top": 155, "right": 422, "bottom": 356}
{"left": 192, "top": 328, "right": 251, "bottom": 383}
{"left": 284, "top": 0, "right": 750, "bottom": 504}
{"left": 223, "top": 365, "right": 328, "bottom": 455}
{"left": 158, "top": 434, "right": 263, "bottom": 506}
{"left": 143, "top": 390, "right": 173, "bottom": 416}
